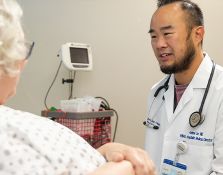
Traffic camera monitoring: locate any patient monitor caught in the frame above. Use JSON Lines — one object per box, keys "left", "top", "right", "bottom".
{"left": 59, "top": 43, "right": 93, "bottom": 71}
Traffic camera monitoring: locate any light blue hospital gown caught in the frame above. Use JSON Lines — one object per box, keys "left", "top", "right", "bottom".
{"left": 0, "top": 106, "right": 106, "bottom": 175}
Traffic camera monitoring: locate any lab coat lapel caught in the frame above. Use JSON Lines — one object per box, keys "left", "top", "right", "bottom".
{"left": 174, "top": 55, "right": 213, "bottom": 119}
{"left": 164, "top": 54, "right": 213, "bottom": 124}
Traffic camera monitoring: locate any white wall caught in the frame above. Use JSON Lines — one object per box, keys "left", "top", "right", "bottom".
{"left": 7, "top": 0, "right": 223, "bottom": 148}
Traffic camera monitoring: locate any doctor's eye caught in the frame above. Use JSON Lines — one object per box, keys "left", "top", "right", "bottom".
{"left": 164, "top": 32, "right": 173, "bottom": 37}
{"left": 150, "top": 35, "right": 157, "bottom": 39}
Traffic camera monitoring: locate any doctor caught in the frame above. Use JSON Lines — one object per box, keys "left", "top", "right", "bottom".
{"left": 144, "top": 0, "right": 223, "bottom": 174}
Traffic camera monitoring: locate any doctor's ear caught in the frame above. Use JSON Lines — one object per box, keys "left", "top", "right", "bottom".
{"left": 193, "top": 26, "right": 204, "bottom": 46}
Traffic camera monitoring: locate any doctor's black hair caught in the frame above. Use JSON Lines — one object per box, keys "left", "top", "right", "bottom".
{"left": 157, "top": 0, "right": 204, "bottom": 34}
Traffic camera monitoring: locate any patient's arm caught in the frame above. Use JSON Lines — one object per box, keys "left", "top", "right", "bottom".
{"left": 88, "top": 160, "right": 135, "bottom": 175}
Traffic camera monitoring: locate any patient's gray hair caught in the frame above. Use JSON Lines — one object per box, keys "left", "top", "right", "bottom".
{"left": 0, "top": 0, "right": 27, "bottom": 76}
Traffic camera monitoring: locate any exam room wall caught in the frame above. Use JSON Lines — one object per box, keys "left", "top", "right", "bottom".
{"left": 7, "top": 0, "right": 223, "bottom": 148}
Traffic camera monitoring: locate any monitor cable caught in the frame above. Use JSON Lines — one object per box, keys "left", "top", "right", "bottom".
{"left": 44, "top": 60, "right": 62, "bottom": 110}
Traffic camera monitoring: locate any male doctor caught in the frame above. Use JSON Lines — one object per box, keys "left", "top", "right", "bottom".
{"left": 144, "top": 0, "right": 223, "bottom": 174}
{"left": 102, "top": 0, "right": 223, "bottom": 174}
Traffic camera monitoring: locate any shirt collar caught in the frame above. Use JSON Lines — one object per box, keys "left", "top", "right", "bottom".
{"left": 190, "top": 52, "right": 214, "bottom": 88}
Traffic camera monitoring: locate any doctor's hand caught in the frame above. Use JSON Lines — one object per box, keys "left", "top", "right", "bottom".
{"left": 97, "top": 142, "right": 156, "bottom": 175}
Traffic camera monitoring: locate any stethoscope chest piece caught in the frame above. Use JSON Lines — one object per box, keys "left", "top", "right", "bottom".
{"left": 189, "top": 112, "right": 204, "bottom": 127}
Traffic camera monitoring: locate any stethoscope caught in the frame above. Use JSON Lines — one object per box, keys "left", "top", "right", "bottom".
{"left": 143, "top": 60, "right": 216, "bottom": 129}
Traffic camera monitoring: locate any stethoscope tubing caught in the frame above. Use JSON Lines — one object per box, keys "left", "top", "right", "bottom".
{"left": 199, "top": 61, "right": 215, "bottom": 114}
{"left": 144, "top": 60, "right": 215, "bottom": 129}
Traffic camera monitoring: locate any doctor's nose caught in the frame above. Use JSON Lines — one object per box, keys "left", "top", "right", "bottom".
{"left": 152, "top": 36, "right": 168, "bottom": 50}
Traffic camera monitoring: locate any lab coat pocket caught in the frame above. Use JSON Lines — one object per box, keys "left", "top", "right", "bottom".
{"left": 180, "top": 142, "right": 213, "bottom": 174}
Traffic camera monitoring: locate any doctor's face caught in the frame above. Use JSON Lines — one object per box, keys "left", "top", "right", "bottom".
{"left": 149, "top": 3, "right": 195, "bottom": 74}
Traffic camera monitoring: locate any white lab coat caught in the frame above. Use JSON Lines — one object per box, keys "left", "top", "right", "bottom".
{"left": 145, "top": 53, "right": 223, "bottom": 175}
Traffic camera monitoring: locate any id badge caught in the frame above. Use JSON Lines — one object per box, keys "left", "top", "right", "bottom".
{"left": 161, "top": 159, "right": 187, "bottom": 175}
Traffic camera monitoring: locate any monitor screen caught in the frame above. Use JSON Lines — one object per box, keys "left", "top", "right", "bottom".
{"left": 60, "top": 42, "right": 93, "bottom": 71}
{"left": 70, "top": 48, "right": 89, "bottom": 64}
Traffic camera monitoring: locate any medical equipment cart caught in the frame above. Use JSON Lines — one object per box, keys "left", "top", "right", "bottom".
{"left": 41, "top": 110, "right": 114, "bottom": 148}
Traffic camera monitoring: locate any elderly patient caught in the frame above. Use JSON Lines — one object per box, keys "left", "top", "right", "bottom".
{"left": 0, "top": 0, "right": 155, "bottom": 175}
